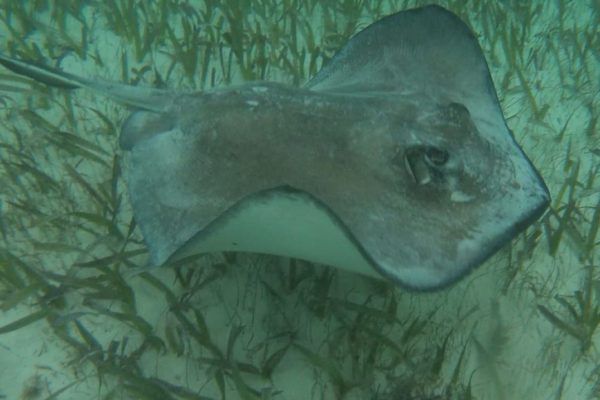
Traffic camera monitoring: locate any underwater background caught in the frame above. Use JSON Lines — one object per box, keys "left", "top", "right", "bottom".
{"left": 0, "top": 0, "right": 598, "bottom": 399}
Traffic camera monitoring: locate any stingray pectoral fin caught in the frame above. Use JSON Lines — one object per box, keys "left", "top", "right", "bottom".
{"left": 163, "top": 188, "right": 381, "bottom": 279}
{"left": 0, "top": 53, "right": 172, "bottom": 112}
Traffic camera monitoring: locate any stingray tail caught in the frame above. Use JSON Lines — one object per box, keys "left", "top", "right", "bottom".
{"left": 0, "top": 53, "right": 172, "bottom": 112}
{"left": 0, "top": 53, "right": 83, "bottom": 89}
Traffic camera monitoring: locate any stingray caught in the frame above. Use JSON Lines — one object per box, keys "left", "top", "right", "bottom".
{"left": 0, "top": 5, "right": 549, "bottom": 290}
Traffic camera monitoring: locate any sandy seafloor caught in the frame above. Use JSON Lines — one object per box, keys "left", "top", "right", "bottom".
{"left": 0, "top": 1, "right": 599, "bottom": 399}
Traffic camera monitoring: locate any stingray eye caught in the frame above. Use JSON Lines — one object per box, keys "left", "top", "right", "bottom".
{"left": 404, "top": 145, "right": 449, "bottom": 185}
{"left": 424, "top": 146, "right": 449, "bottom": 167}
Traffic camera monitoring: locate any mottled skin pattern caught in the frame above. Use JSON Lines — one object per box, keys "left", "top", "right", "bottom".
{"left": 122, "top": 6, "right": 549, "bottom": 288}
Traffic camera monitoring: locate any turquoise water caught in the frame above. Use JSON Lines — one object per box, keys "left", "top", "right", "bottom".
{"left": 0, "top": 1, "right": 598, "bottom": 399}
